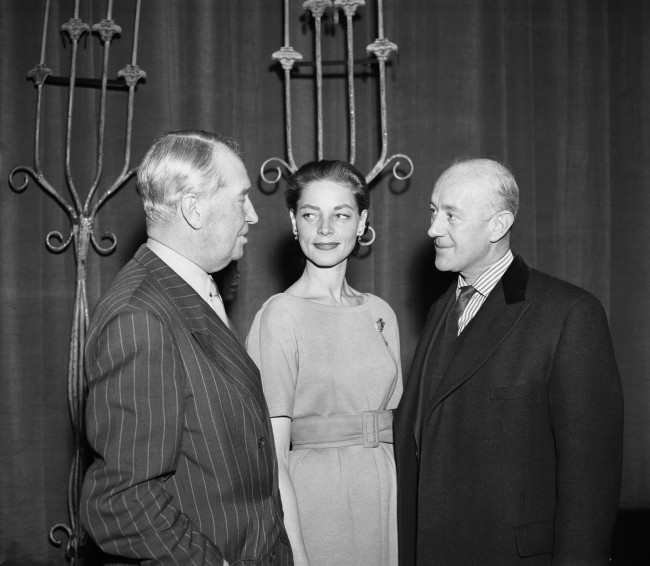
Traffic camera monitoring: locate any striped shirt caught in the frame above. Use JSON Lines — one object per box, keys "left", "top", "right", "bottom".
{"left": 456, "top": 250, "right": 514, "bottom": 335}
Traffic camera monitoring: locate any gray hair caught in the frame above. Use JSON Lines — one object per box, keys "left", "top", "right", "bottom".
{"left": 445, "top": 158, "right": 520, "bottom": 219}
{"left": 136, "top": 130, "right": 240, "bottom": 225}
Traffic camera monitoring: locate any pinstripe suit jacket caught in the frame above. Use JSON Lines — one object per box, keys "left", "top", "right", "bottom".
{"left": 81, "top": 245, "right": 292, "bottom": 566}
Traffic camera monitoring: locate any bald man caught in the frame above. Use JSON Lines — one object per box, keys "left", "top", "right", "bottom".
{"left": 394, "top": 159, "right": 623, "bottom": 566}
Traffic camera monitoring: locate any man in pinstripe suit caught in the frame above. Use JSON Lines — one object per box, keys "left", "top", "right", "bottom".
{"left": 81, "top": 131, "right": 293, "bottom": 565}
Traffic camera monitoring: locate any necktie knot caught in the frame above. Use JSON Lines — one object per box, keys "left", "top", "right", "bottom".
{"left": 208, "top": 277, "right": 219, "bottom": 299}
{"left": 457, "top": 285, "right": 477, "bottom": 306}
{"left": 447, "top": 285, "right": 477, "bottom": 338}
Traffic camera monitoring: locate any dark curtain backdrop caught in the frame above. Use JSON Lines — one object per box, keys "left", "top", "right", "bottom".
{"left": 1, "top": 1, "right": 648, "bottom": 564}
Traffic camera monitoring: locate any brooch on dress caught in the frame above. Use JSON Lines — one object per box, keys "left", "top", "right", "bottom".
{"left": 375, "top": 318, "right": 385, "bottom": 333}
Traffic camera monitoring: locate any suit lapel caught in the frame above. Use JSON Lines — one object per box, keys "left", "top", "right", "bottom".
{"left": 427, "top": 284, "right": 531, "bottom": 410}
{"left": 417, "top": 286, "right": 457, "bottom": 379}
{"left": 404, "top": 286, "right": 456, "bottom": 451}
{"left": 135, "top": 245, "right": 266, "bottom": 405}
{"left": 426, "top": 254, "right": 533, "bottom": 413}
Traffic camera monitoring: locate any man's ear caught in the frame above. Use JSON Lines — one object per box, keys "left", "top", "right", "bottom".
{"left": 490, "top": 210, "right": 515, "bottom": 243}
{"left": 180, "top": 193, "right": 202, "bottom": 230}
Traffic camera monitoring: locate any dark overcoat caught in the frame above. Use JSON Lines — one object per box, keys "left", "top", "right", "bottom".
{"left": 81, "top": 245, "right": 292, "bottom": 566}
{"left": 394, "top": 255, "right": 623, "bottom": 566}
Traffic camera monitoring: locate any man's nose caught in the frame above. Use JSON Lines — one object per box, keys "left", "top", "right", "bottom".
{"left": 428, "top": 215, "right": 445, "bottom": 238}
{"left": 245, "top": 198, "right": 259, "bottom": 224}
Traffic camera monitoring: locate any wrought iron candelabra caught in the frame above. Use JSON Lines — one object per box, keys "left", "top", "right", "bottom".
{"left": 8, "top": 0, "right": 146, "bottom": 563}
{"left": 261, "top": 0, "right": 414, "bottom": 189}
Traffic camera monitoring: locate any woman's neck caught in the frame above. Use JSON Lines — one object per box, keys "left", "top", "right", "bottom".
{"left": 287, "top": 259, "right": 364, "bottom": 306}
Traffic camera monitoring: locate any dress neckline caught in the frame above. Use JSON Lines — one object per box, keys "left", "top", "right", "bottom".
{"left": 280, "top": 291, "right": 373, "bottom": 312}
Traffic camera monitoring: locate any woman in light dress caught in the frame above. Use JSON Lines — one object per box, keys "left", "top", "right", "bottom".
{"left": 247, "top": 160, "right": 402, "bottom": 566}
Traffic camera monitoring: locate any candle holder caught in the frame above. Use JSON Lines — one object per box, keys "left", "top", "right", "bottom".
{"left": 7, "top": 1, "right": 146, "bottom": 563}
{"left": 261, "top": 0, "right": 413, "bottom": 191}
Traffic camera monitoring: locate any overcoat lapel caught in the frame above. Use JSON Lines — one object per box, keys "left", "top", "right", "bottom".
{"left": 134, "top": 245, "right": 266, "bottom": 407}
{"left": 406, "top": 286, "right": 456, "bottom": 450}
{"left": 425, "top": 255, "right": 533, "bottom": 416}
{"left": 417, "top": 286, "right": 457, "bottom": 378}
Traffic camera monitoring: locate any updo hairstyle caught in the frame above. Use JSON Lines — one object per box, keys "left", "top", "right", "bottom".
{"left": 285, "top": 160, "right": 370, "bottom": 216}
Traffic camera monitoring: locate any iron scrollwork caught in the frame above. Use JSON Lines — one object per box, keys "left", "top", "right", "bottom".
{"left": 261, "top": 0, "right": 414, "bottom": 194}
{"left": 8, "top": 0, "right": 146, "bottom": 563}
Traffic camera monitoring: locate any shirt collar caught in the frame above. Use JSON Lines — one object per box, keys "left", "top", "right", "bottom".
{"left": 458, "top": 249, "right": 514, "bottom": 297}
{"left": 146, "top": 238, "right": 215, "bottom": 304}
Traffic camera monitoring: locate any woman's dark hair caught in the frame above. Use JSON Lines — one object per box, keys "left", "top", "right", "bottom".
{"left": 285, "top": 160, "right": 370, "bottom": 214}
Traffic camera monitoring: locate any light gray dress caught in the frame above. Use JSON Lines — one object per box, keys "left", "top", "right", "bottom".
{"left": 247, "top": 293, "right": 402, "bottom": 566}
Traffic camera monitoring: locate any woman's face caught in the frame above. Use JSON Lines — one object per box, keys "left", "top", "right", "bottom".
{"left": 290, "top": 179, "right": 367, "bottom": 268}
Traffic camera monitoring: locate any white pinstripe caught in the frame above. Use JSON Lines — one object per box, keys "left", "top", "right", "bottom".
{"left": 81, "top": 247, "right": 290, "bottom": 565}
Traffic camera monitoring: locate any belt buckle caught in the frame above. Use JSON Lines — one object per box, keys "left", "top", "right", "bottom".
{"left": 362, "top": 411, "right": 380, "bottom": 448}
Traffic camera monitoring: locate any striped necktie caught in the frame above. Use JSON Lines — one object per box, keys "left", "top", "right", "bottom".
{"left": 446, "top": 285, "right": 477, "bottom": 338}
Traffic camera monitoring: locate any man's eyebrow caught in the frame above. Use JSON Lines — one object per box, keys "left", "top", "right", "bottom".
{"left": 433, "top": 203, "right": 461, "bottom": 213}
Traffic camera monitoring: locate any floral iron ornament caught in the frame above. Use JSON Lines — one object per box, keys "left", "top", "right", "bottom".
{"left": 8, "top": 0, "right": 146, "bottom": 563}
{"left": 261, "top": 0, "right": 414, "bottom": 189}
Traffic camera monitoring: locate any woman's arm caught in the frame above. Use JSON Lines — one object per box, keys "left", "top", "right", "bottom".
{"left": 271, "top": 417, "right": 311, "bottom": 566}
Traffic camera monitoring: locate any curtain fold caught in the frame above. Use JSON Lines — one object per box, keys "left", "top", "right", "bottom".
{"left": 610, "top": 0, "right": 650, "bottom": 517}
{"left": 1, "top": 1, "right": 648, "bottom": 563}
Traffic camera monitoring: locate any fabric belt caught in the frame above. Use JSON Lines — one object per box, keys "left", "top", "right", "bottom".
{"left": 291, "top": 410, "right": 394, "bottom": 450}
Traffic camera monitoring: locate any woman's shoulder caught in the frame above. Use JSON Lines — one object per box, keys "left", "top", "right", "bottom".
{"left": 365, "top": 293, "right": 397, "bottom": 314}
{"left": 247, "top": 294, "right": 301, "bottom": 346}
{"left": 253, "top": 292, "right": 309, "bottom": 322}
{"left": 262, "top": 291, "right": 305, "bottom": 308}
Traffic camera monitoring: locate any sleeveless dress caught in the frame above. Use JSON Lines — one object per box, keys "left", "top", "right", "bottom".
{"left": 247, "top": 293, "right": 402, "bottom": 566}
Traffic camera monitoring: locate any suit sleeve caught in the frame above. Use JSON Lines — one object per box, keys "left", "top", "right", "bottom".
{"left": 549, "top": 295, "right": 624, "bottom": 566}
{"left": 81, "top": 308, "right": 226, "bottom": 566}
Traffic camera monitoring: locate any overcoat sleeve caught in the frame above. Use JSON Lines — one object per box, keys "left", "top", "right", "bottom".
{"left": 549, "top": 294, "right": 623, "bottom": 566}
{"left": 81, "top": 308, "right": 226, "bottom": 566}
